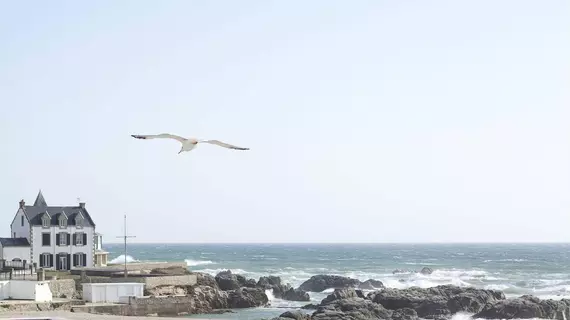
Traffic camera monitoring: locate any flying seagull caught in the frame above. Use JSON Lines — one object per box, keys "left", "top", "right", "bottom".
{"left": 131, "top": 133, "right": 249, "bottom": 154}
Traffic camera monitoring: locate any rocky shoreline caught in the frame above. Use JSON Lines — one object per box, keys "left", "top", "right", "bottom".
{"left": 178, "top": 270, "right": 570, "bottom": 320}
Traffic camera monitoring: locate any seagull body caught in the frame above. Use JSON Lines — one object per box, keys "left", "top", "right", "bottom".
{"left": 131, "top": 133, "right": 249, "bottom": 154}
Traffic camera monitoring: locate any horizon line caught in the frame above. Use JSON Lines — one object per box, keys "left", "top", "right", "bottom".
{"left": 102, "top": 241, "right": 570, "bottom": 245}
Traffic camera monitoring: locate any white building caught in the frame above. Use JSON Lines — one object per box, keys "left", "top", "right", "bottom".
{"left": 2, "top": 191, "right": 98, "bottom": 270}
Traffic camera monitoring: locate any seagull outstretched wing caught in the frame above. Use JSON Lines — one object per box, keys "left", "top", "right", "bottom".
{"left": 200, "top": 139, "right": 249, "bottom": 150}
{"left": 131, "top": 133, "right": 187, "bottom": 143}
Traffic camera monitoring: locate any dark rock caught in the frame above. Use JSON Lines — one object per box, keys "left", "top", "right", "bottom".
{"left": 391, "top": 308, "right": 419, "bottom": 320}
{"left": 215, "top": 270, "right": 241, "bottom": 291}
{"left": 279, "top": 310, "right": 311, "bottom": 320}
{"left": 227, "top": 287, "right": 269, "bottom": 308}
{"left": 258, "top": 276, "right": 283, "bottom": 288}
{"left": 188, "top": 285, "right": 229, "bottom": 312}
{"left": 368, "top": 285, "right": 505, "bottom": 319}
{"left": 321, "top": 288, "right": 366, "bottom": 305}
{"left": 312, "top": 298, "right": 393, "bottom": 320}
{"left": 419, "top": 267, "right": 434, "bottom": 275}
{"left": 282, "top": 287, "right": 311, "bottom": 302}
{"left": 359, "top": 279, "right": 385, "bottom": 290}
{"left": 193, "top": 272, "right": 219, "bottom": 288}
{"left": 301, "top": 303, "right": 319, "bottom": 310}
{"left": 474, "top": 295, "right": 570, "bottom": 320}
{"left": 273, "top": 284, "right": 293, "bottom": 298}
{"left": 298, "top": 275, "right": 362, "bottom": 292}
{"left": 244, "top": 278, "right": 258, "bottom": 288}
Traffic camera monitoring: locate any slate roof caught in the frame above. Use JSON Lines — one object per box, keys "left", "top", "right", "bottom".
{"left": 0, "top": 237, "right": 30, "bottom": 247}
{"left": 22, "top": 191, "right": 96, "bottom": 227}
{"left": 33, "top": 190, "right": 48, "bottom": 207}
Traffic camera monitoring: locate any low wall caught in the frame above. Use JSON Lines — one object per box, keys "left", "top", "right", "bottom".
{"left": 145, "top": 275, "right": 197, "bottom": 289}
{"left": 1, "top": 300, "right": 83, "bottom": 313}
{"left": 49, "top": 279, "right": 77, "bottom": 299}
{"left": 0, "top": 280, "right": 53, "bottom": 301}
{"left": 73, "top": 296, "right": 199, "bottom": 317}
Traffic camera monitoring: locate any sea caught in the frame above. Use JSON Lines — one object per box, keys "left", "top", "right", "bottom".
{"left": 103, "top": 243, "right": 570, "bottom": 320}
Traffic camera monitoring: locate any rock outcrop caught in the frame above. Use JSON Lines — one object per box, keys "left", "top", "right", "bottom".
{"left": 313, "top": 297, "right": 393, "bottom": 320}
{"left": 215, "top": 270, "right": 242, "bottom": 291}
{"left": 367, "top": 285, "right": 505, "bottom": 318}
{"left": 257, "top": 275, "right": 310, "bottom": 301}
{"left": 359, "top": 279, "right": 385, "bottom": 290}
{"left": 474, "top": 295, "right": 570, "bottom": 320}
{"left": 298, "top": 275, "right": 363, "bottom": 292}
{"left": 227, "top": 287, "right": 270, "bottom": 308}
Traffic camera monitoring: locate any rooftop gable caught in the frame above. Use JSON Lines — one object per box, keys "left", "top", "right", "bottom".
{"left": 33, "top": 190, "right": 47, "bottom": 207}
{"left": 19, "top": 191, "right": 96, "bottom": 227}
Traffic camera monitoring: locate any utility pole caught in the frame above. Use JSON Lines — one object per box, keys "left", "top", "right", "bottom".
{"left": 116, "top": 214, "right": 136, "bottom": 278}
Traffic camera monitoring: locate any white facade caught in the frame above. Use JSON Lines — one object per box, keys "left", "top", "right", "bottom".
{"left": 31, "top": 223, "right": 94, "bottom": 269}
{"left": 10, "top": 208, "right": 30, "bottom": 240}
{"left": 0, "top": 280, "right": 53, "bottom": 301}
{"left": 0, "top": 245, "right": 31, "bottom": 262}
{"left": 7, "top": 192, "right": 97, "bottom": 270}
{"left": 82, "top": 283, "right": 144, "bottom": 303}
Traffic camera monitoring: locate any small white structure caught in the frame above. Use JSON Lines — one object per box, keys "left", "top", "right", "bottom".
{"left": 0, "top": 238, "right": 31, "bottom": 263}
{"left": 94, "top": 233, "right": 109, "bottom": 267}
{"left": 0, "top": 280, "right": 53, "bottom": 302}
{"left": 82, "top": 282, "right": 144, "bottom": 303}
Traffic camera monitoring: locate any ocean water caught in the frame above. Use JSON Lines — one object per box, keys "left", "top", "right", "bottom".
{"left": 104, "top": 243, "right": 570, "bottom": 319}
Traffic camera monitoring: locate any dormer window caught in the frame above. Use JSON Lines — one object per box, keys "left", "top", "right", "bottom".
{"left": 41, "top": 213, "right": 50, "bottom": 228}
{"left": 75, "top": 214, "right": 84, "bottom": 228}
{"left": 58, "top": 214, "right": 68, "bottom": 228}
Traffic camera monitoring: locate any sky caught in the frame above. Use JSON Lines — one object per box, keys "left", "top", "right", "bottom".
{"left": 0, "top": 1, "right": 569, "bottom": 243}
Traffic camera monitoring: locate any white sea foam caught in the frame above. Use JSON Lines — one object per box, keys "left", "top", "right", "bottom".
{"left": 191, "top": 265, "right": 570, "bottom": 301}
{"left": 108, "top": 254, "right": 139, "bottom": 264}
{"left": 185, "top": 259, "right": 216, "bottom": 267}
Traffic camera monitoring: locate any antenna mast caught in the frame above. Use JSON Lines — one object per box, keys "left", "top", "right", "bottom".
{"left": 116, "top": 214, "right": 136, "bottom": 278}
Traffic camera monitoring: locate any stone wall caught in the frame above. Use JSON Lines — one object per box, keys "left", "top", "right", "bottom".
{"left": 73, "top": 296, "right": 199, "bottom": 317}
{"left": 48, "top": 279, "right": 77, "bottom": 299}
{"left": 145, "top": 275, "right": 197, "bottom": 289}
{"left": 0, "top": 300, "right": 83, "bottom": 313}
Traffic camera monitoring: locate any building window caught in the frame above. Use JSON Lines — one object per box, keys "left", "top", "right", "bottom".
{"left": 76, "top": 216, "right": 84, "bottom": 228}
{"left": 59, "top": 216, "right": 67, "bottom": 228}
{"left": 74, "top": 253, "right": 85, "bottom": 267}
{"left": 40, "top": 253, "right": 52, "bottom": 268}
{"left": 75, "top": 232, "right": 84, "bottom": 246}
{"left": 42, "top": 217, "right": 49, "bottom": 228}
{"left": 42, "top": 233, "right": 51, "bottom": 246}
{"left": 21, "top": 215, "right": 24, "bottom": 226}
{"left": 58, "top": 232, "right": 67, "bottom": 246}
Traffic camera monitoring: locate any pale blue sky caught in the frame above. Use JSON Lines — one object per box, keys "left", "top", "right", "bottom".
{"left": 1, "top": 1, "right": 569, "bottom": 243}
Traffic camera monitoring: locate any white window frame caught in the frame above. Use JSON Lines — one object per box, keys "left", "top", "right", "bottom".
{"left": 75, "top": 253, "right": 84, "bottom": 267}
{"left": 59, "top": 217, "right": 67, "bottom": 228}
{"left": 40, "top": 253, "right": 50, "bottom": 268}
{"left": 76, "top": 232, "right": 84, "bottom": 246}
{"left": 76, "top": 216, "right": 84, "bottom": 229}
{"left": 42, "top": 215, "right": 50, "bottom": 228}
{"left": 59, "top": 232, "right": 67, "bottom": 246}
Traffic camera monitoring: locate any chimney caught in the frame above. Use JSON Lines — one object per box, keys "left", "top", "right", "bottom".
{"left": 79, "top": 202, "right": 85, "bottom": 208}
{"left": 19, "top": 199, "right": 25, "bottom": 209}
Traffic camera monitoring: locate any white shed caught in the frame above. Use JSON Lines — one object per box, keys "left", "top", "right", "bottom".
{"left": 82, "top": 282, "right": 144, "bottom": 303}
{"left": 0, "top": 280, "right": 52, "bottom": 302}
